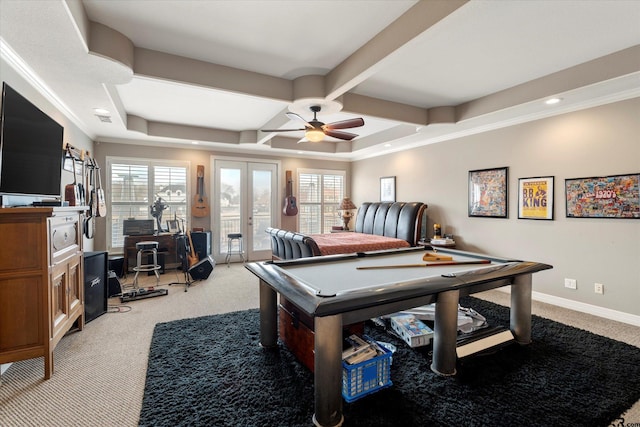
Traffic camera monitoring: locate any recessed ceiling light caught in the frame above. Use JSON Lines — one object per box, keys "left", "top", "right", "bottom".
{"left": 545, "top": 98, "right": 562, "bottom": 105}
{"left": 191, "top": 141, "right": 200, "bottom": 145}
{"left": 93, "top": 108, "right": 110, "bottom": 115}
{"left": 384, "top": 143, "right": 392, "bottom": 148}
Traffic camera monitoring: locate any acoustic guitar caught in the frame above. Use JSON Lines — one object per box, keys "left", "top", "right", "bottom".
{"left": 283, "top": 170, "right": 298, "bottom": 216}
{"left": 94, "top": 158, "right": 107, "bottom": 217}
{"left": 84, "top": 156, "right": 95, "bottom": 239}
{"left": 186, "top": 231, "right": 199, "bottom": 268}
{"left": 192, "top": 165, "right": 210, "bottom": 217}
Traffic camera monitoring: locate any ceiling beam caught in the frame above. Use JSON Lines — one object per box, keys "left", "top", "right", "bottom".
{"left": 324, "top": 0, "right": 469, "bottom": 101}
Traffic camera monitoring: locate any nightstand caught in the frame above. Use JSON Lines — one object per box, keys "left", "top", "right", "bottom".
{"left": 418, "top": 238, "right": 456, "bottom": 249}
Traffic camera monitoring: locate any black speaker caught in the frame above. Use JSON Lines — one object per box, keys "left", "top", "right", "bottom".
{"left": 108, "top": 271, "right": 122, "bottom": 297}
{"left": 190, "top": 231, "right": 212, "bottom": 261}
{"left": 84, "top": 251, "right": 107, "bottom": 323}
{"left": 108, "top": 256, "right": 125, "bottom": 278}
{"left": 188, "top": 256, "right": 215, "bottom": 280}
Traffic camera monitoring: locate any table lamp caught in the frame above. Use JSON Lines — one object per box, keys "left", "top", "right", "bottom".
{"left": 339, "top": 197, "right": 357, "bottom": 230}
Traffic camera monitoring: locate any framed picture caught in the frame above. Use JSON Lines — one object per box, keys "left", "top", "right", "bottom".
{"left": 167, "top": 219, "right": 180, "bottom": 233}
{"left": 518, "top": 176, "right": 554, "bottom": 220}
{"left": 565, "top": 173, "right": 639, "bottom": 219}
{"left": 468, "top": 167, "right": 508, "bottom": 218}
{"left": 380, "top": 176, "right": 396, "bottom": 202}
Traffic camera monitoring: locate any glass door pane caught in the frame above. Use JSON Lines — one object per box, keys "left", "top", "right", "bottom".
{"left": 218, "top": 164, "right": 244, "bottom": 260}
{"left": 213, "top": 159, "right": 278, "bottom": 263}
{"left": 249, "top": 163, "right": 277, "bottom": 260}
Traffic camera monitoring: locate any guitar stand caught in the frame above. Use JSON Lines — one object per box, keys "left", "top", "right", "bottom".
{"left": 169, "top": 269, "right": 193, "bottom": 292}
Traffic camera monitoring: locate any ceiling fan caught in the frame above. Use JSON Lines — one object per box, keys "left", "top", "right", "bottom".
{"left": 261, "top": 105, "right": 364, "bottom": 142}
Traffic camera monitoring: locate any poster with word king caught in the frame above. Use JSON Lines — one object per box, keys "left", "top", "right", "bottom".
{"left": 519, "top": 177, "right": 554, "bottom": 220}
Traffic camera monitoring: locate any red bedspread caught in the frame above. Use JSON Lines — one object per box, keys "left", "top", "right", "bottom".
{"left": 309, "top": 232, "right": 410, "bottom": 256}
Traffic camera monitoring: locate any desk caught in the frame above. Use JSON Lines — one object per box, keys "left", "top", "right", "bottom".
{"left": 245, "top": 247, "right": 552, "bottom": 427}
{"left": 123, "top": 233, "right": 179, "bottom": 273}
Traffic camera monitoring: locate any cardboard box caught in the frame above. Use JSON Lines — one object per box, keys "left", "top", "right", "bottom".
{"left": 390, "top": 313, "right": 433, "bottom": 348}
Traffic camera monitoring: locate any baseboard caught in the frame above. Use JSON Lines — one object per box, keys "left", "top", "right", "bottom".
{"left": 494, "top": 288, "right": 640, "bottom": 327}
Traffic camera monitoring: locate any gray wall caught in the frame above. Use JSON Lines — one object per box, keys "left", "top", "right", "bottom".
{"left": 352, "top": 98, "right": 640, "bottom": 317}
{"left": 1, "top": 57, "right": 95, "bottom": 251}
{"left": 91, "top": 141, "right": 351, "bottom": 251}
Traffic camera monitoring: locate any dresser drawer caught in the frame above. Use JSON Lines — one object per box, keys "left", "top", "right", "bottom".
{"left": 49, "top": 214, "right": 80, "bottom": 265}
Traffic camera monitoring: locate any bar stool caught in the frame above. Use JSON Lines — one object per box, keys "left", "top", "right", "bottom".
{"left": 132, "top": 241, "right": 161, "bottom": 288}
{"left": 225, "top": 233, "right": 245, "bottom": 267}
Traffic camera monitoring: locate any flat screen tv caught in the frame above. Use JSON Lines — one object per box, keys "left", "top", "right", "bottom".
{"left": 0, "top": 82, "right": 64, "bottom": 205}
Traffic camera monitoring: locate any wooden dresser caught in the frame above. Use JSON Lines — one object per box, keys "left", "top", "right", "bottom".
{"left": 0, "top": 207, "right": 85, "bottom": 379}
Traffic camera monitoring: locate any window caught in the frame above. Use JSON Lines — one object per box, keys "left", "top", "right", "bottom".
{"left": 108, "top": 158, "right": 189, "bottom": 251}
{"left": 298, "top": 169, "right": 345, "bottom": 234}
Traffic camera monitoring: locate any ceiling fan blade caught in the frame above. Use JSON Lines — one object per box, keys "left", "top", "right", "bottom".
{"left": 286, "top": 112, "right": 313, "bottom": 128}
{"left": 324, "top": 129, "right": 358, "bottom": 140}
{"left": 260, "top": 128, "right": 306, "bottom": 132}
{"left": 324, "top": 117, "right": 364, "bottom": 130}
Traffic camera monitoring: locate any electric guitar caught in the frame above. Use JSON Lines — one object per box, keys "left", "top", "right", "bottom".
{"left": 64, "top": 145, "right": 83, "bottom": 206}
{"left": 186, "top": 231, "right": 199, "bottom": 267}
{"left": 283, "top": 170, "right": 298, "bottom": 216}
{"left": 192, "top": 165, "right": 210, "bottom": 217}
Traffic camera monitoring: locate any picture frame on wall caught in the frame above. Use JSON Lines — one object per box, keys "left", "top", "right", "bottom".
{"left": 565, "top": 173, "right": 639, "bottom": 219}
{"left": 380, "top": 176, "right": 396, "bottom": 202}
{"left": 518, "top": 176, "right": 554, "bottom": 220}
{"left": 468, "top": 167, "right": 508, "bottom": 218}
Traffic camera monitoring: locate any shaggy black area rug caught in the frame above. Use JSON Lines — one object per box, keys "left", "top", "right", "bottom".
{"left": 139, "top": 297, "right": 640, "bottom": 427}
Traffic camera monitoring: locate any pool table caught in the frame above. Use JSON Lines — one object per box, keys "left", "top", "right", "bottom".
{"left": 245, "top": 247, "right": 552, "bottom": 427}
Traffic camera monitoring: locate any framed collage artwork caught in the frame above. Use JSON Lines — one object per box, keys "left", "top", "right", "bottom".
{"left": 565, "top": 173, "right": 639, "bottom": 219}
{"left": 468, "top": 167, "right": 508, "bottom": 218}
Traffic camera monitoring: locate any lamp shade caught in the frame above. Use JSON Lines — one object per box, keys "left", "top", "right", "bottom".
{"left": 339, "top": 197, "right": 357, "bottom": 210}
{"left": 305, "top": 128, "right": 325, "bottom": 142}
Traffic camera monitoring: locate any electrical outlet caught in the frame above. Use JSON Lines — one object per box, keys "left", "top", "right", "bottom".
{"left": 564, "top": 278, "right": 577, "bottom": 289}
{"left": 594, "top": 283, "right": 604, "bottom": 294}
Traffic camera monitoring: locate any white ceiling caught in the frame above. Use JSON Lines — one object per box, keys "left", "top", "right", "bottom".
{"left": 1, "top": 0, "right": 639, "bottom": 161}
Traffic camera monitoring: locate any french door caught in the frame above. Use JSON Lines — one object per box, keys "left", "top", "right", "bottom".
{"left": 211, "top": 158, "right": 279, "bottom": 263}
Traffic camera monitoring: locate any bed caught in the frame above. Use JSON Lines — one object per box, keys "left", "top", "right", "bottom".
{"left": 266, "top": 201, "right": 426, "bottom": 260}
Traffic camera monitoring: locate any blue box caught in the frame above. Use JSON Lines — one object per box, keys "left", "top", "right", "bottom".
{"left": 342, "top": 339, "right": 392, "bottom": 402}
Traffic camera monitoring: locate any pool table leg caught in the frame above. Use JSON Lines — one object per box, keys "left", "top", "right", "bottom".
{"left": 313, "top": 314, "right": 344, "bottom": 427}
{"left": 431, "top": 288, "right": 460, "bottom": 376}
{"left": 259, "top": 280, "right": 278, "bottom": 348}
{"left": 510, "top": 273, "right": 533, "bottom": 345}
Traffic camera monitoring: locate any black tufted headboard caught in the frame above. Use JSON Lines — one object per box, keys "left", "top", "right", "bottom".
{"left": 354, "top": 202, "right": 426, "bottom": 246}
{"left": 266, "top": 202, "right": 427, "bottom": 260}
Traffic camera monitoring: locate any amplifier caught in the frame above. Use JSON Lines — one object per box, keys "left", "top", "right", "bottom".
{"left": 190, "top": 231, "right": 212, "bottom": 261}
{"left": 189, "top": 256, "right": 215, "bottom": 280}
{"left": 123, "top": 219, "right": 154, "bottom": 235}
{"left": 84, "top": 251, "right": 107, "bottom": 323}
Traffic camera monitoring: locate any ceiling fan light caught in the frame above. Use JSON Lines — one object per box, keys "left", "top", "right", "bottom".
{"left": 305, "top": 128, "right": 325, "bottom": 142}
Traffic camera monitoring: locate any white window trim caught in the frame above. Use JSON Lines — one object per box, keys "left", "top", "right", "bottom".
{"left": 297, "top": 168, "right": 346, "bottom": 234}
{"left": 106, "top": 156, "right": 190, "bottom": 253}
